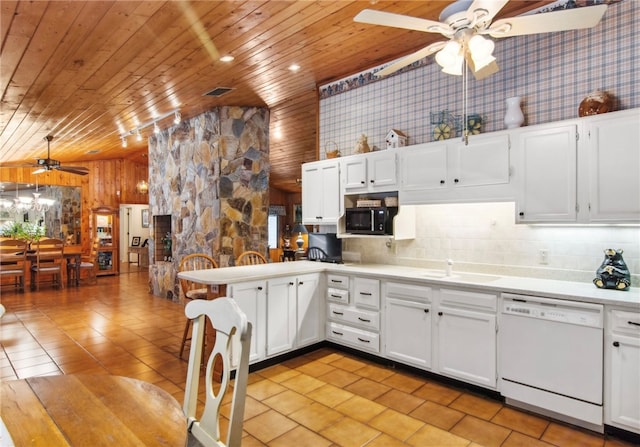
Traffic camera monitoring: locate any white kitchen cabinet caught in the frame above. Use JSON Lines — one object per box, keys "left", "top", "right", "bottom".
{"left": 605, "top": 308, "right": 640, "bottom": 434}
{"left": 400, "top": 142, "right": 448, "bottom": 193}
{"left": 353, "top": 277, "right": 380, "bottom": 310}
{"left": 450, "top": 133, "right": 510, "bottom": 189}
{"left": 584, "top": 109, "right": 640, "bottom": 223}
{"left": 384, "top": 282, "right": 433, "bottom": 370}
{"left": 342, "top": 151, "right": 397, "bottom": 193}
{"left": 229, "top": 280, "right": 267, "bottom": 363}
{"left": 302, "top": 159, "right": 341, "bottom": 224}
{"left": 296, "top": 273, "right": 323, "bottom": 347}
{"left": 266, "top": 276, "right": 297, "bottom": 356}
{"left": 514, "top": 124, "right": 578, "bottom": 223}
{"left": 436, "top": 288, "right": 497, "bottom": 389}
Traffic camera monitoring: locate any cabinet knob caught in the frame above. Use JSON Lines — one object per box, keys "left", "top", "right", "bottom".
{"left": 298, "top": 281, "right": 304, "bottom": 285}
{"left": 440, "top": 180, "right": 445, "bottom": 185}
{"left": 454, "top": 178, "right": 459, "bottom": 183}
{"left": 613, "top": 341, "right": 620, "bottom": 347}
{"left": 360, "top": 181, "right": 365, "bottom": 185}
{"left": 289, "top": 282, "right": 294, "bottom": 286}
{"left": 519, "top": 212, "right": 525, "bottom": 217}
{"left": 424, "top": 309, "right": 429, "bottom": 313}
{"left": 316, "top": 216, "right": 322, "bottom": 219}
{"left": 257, "top": 286, "right": 263, "bottom": 291}
{"left": 370, "top": 180, "right": 374, "bottom": 184}
{"left": 438, "top": 311, "right": 443, "bottom": 316}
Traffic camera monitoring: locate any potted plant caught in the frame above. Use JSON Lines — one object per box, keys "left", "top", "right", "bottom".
{"left": 0, "top": 221, "right": 23, "bottom": 239}
{"left": 18, "top": 222, "right": 46, "bottom": 249}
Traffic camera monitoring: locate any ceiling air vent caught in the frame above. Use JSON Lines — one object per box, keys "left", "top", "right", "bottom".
{"left": 204, "top": 87, "right": 234, "bottom": 97}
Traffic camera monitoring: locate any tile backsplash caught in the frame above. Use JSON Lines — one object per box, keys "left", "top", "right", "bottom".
{"left": 343, "top": 202, "right": 639, "bottom": 286}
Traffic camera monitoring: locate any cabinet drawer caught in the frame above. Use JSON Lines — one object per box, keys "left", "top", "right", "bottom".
{"left": 327, "top": 322, "right": 380, "bottom": 353}
{"left": 386, "top": 281, "right": 432, "bottom": 302}
{"left": 327, "top": 287, "right": 349, "bottom": 304}
{"left": 327, "top": 274, "right": 349, "bottom": 289}
{"left": 354, "top": 277, "right": 380, "bottom": 310}
{"left": 328, "top": 303, "right": 379, "bottom": 331}
{"left": 441, "top": 288, "right": 497, "bottom": 311}
{"left": 610, "top": 309, "right": 640, "bottom": 337}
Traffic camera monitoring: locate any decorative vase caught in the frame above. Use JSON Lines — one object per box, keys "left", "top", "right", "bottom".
{"left": 504, "top": 96, "right": 524, "bottom": 129}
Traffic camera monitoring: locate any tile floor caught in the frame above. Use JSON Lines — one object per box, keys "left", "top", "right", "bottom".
{"left": 0, "top": 265, "right": 637, "bottom": 447}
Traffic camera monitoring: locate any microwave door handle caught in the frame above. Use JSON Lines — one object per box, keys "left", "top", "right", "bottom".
{"left": 370, "top": 210, "right": 374, "bottom": 230}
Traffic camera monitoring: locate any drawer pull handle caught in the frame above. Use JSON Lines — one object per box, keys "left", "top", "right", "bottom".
{"left": 257, "top": 286, "right": 263, "bottom": 291}
{"left": 330, "top": 294, "right": 343, "bottom": 299}
{"left": 289, "top": 282, "right": 294, "bottom": 286}
{"left": 360, "top": 292, "right": 372, "bottom": 296}
{"left": 332, "top": 311, "right": 344, "bottom": 315}
{"left": 357, "top": 337, "right": 370, "bottom": 343}
{"left": 331, "top": 279, "right": 343, "bottom": 283}
{"left": 628, "top": 321, "right": 640, "bottom": 327}
{"left": 332, "top": 330, "right": 343, "bottom": 336}
{"left": 299, "top": 282, "right": 304, "bottom": 285}
{"left": 358, "top": 317, "right": 371, "bottom": 322}
{"left": 438, "top": 311, "right": 443, "bottom": 316}
{"left": 613, "top": 341, "right": 620, "bottom": 347}
{"left": 424, "top": 309, "right": 429, "bottom": 313}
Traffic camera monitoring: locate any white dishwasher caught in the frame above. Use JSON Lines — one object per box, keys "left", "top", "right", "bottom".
{"left": 499, "top": 293, "right": 604, "bottom": 431}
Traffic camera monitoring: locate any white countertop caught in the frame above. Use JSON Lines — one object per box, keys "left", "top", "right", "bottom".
{"left": 178, "top": 261, "right": 640, "bottom": 309}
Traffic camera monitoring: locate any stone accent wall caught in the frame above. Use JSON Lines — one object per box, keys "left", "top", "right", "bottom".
{"left": 147, "top": 106, "right": 270, "bottom": 300}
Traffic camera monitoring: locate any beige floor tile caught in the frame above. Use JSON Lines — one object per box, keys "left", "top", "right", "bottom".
{"left": 492, "top": 406, "right": 549, "bottom": 439}
{"left": 262, "top": 389, "right": 313, "bottom": 415}
{"left": 407, "top": 424, "right": 471, "bottom": 447}
{"left": 376, "top": 388, "right": 425, "bottom": 414}
{"left": 295, "top": 360, "right": 337, "bottom": 377}
{"left": 281, "top": 373, "right": 325, "bottom": 395}
{"left": 289, "top": 402, "right": 344, "bottom": 432}
{"left": 368, "top": 408, "right": 425, "bottom": 442}
{"left": 364, "top": 433, "right": 410, "bottom": 447}
{"left": 242, "top": 409, "right": 297, "bottom": 444}
{"left": 412, "top": 381, "right": 461, "bottom": 405}
{"left": 246, "top": 379, "right": 288, "bottom": 401}
{"left": 449, "top": 392, "right": 503, "bottom": 420}
{"left": 344, "top": 377, "right": 391, "bottom": 400}
{"left": 269, "top": 425, "right": 333, "bottom": 447}
{"left": 316, "top": 368, "right": 360, "bottom": 388}
{"left": 334, "top": 395, "right": 386, "bottom": 423}
{"left": 450, "top": 415, "right": 511, "bottom": 447}
{"left": 328, "top": 355, "right": 368, "bottom": 372}
{"left": 541, "top": 422, "right": 606, "bottom": 447}
{"left": 319, "top": 416, "right": 381, "bottom": 447}
{"left": 306, "top": 383, "right": 354, "bottom": 408}
{"left": 502, "top": 431, "right": 556, "bottom": 447}
{"left": 410, "top": 400, "right": 465, "bottom": 430}
{"left": 354, "top": 364, "right": 395, "bottom": 382}
{"left": 381, "top": 372, "right": 426, "bottom": 394}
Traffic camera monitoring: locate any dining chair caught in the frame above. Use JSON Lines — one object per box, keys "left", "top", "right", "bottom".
{"left": 306, "top": 246, "right": 328, "bottom": 262}
{"left": 179, "top": 253, "right": 218, "bottom": 359}
{"left": 30, "top": 238, "right": 65, "bottom": 291}
{"left": 67, "top": 237, "right": 99, "bottom": 285}
{"left": 0, "top": 239, "right": 28, "bottom": 292}
{"left": 183, "top": 297, "right": 252, "bottom": 447}
{"left": 236, "top": 250, "right": 267, "bottom": 266}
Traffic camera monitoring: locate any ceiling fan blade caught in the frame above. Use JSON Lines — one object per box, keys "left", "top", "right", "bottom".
{"left": 354, "top": 9, "right": 451, "bottom": 36}
{"left": 377, "top": 41, "right": 447, "bottom": 77}
{"left": 57, "top": 166, "right": 89, "bottom": 176}
{"left": 465, "top": 0, "right": 508, "bottom": 27}
{"left": 32, "top": 167, "right": 48, "bottom": 175}
{"left": 487, "top": 5, "right": 607, "bottom": 38}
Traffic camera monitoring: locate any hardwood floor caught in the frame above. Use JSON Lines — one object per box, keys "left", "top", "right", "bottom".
{"left": 0, "top": 265, "right": 636, "bottom": 447}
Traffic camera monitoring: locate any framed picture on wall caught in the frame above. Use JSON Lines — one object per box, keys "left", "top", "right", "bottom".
{"left": 141, "top": 209, "right": 149, "bottom": 228}
{"left": 141, "top": 238, "right": 149, "bottom": 247}
{"left": 294, "top": 204, "right": 302, "bottom": 223}
{"left": 131, "top": 236, "right": 141, "bottom": 247}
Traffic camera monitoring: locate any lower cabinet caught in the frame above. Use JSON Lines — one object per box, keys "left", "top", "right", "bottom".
{"left": 384, "top": 282, "right": 433, "bottom": 370}
{"left": 436, "top": 288, "right": 497, "bottom": 389}
{"left": 229, "top": 280, "right": 267, "bottom": 364}
{"left": 266, "top": 276, "right": 297, "bottom": 356}
{"left": 605, "top": 308, "right": 640, "bottom": 434}
{"left": 296, "top": 273, "right": 323, "bottom": 348}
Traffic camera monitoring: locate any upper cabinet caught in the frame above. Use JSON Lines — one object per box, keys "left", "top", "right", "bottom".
{"left": 342, "top": 151, "right": 398, "bottom": 193}
{"left": 301, "top": 158, "right": 341, "bottom": 225}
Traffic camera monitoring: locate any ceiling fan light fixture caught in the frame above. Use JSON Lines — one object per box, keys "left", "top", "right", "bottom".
{"left": 468, "top": 34, "right": 496, "bottom": 70}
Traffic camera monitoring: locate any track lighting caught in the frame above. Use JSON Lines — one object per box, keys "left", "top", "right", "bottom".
{"left": 119, "top": 108, "right": 181, "bottom": 145}
{"left": 136, "top": 129, "right": 143, "bottom": 142}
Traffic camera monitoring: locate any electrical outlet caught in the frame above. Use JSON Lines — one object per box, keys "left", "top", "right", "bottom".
{"left": 539, "top": 249, "right": 549, "bottom": 265}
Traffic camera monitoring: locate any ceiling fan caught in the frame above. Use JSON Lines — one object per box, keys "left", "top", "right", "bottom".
{"left": 19, "top": 136, "right": 89, "bottom": 176}
{"left": 354, "top": 0, "right": 608, "bottom": 80}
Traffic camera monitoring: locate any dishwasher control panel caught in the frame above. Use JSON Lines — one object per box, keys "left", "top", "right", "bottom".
{"left": 502, "top": 294, "right": 603, "bottom": 328}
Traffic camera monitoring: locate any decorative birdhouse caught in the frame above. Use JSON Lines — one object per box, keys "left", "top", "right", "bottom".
{"left": 385, "top": 129, "right": 408, "bottom": 149}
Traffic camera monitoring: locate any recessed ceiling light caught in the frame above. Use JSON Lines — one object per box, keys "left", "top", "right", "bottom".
{"left": 220, "top": 55, "right": 234, "bottom": 62}
{"left": 288, "top": 64, "right": 300, "bottom": 72}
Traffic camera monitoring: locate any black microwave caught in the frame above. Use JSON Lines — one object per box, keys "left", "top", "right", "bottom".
{"left": 345, "top": 207, "right": 398, "bottom": 235}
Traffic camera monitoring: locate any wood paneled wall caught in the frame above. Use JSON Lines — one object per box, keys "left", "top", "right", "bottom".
{"left": 1, "top": 159, "right": 148, "bottom": 253}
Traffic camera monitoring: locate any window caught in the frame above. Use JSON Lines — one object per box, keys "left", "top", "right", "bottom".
{"left": 268, "top": 214, "right": 279, "bottom": 248}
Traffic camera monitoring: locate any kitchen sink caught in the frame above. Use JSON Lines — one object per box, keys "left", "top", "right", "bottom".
{"left": 420, "top": 270, "right": 501, "bottom": 283}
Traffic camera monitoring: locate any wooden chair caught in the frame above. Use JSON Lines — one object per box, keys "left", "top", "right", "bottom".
{"left": 236, "top": 250, "right": 267, "bottom": 266}
{"left": 30, "top": 238, "right": 65, "bottom": 291}
{"left": 68, "top": 238, "right": 99, "bottom": 285}
{"left": 306, "top": 246, "right": 328, "bottom": 261}
{"left": 183, "top": 297, "right": 252, "bottom": 447}
{"left": 179, "top": 253, "right": 218, "bottom": 359}
{"left": 0, "top": 239, "right": 28, "bottom": 292}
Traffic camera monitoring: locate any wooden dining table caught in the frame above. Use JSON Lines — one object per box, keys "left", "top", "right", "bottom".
{"left": 1, "top": 374, "right": 187, "bottom": 447}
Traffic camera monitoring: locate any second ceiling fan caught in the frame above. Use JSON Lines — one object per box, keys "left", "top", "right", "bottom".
{"left": 354, "top": 0, "right": 608, "bottom": 79}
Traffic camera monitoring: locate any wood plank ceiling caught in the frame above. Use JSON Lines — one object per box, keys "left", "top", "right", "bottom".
{"left": 1, "top": 1, "right": 554, "bottom": 193}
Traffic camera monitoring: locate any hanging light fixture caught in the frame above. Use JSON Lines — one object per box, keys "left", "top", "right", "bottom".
{"left": 435, "top": 41, "right": 463, "bottom": 76}
{"left": 28, "top": 178, "right": 53, "bottom": 214}
{"left": 467, "top": 35, "right": 496, "bottom": 71}
{"left": 136, "top": 180, "right": 149, "bottom": 194}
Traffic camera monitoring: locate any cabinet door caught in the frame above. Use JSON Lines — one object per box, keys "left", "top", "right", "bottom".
{"left": 296, "top": 273, "right": 323, "bottom": 347}
{"left": 586, "top": 110, "right": 640, "bottom": 223}
{"left": 353, "top": 277, "right": 380, "bottom": 310}
{"left": 320, "top": 162, "right": 341, "bottom": 222}
{"left": 451, "top": 134, "right": 510, "bottom": 188}
{"left": 437, "top": 306, "right": 496, "bottom": 388}
{"left": 342, "top": 156, "right": 368, "bottom": 192}
{"left": 515, "top": 125, "right": 577, "bottom": 223}
{"left": 266, "top": 276, "right": 296, "bottom": 356}
{"left": 400, "top": 143, "right": 448, "bottom": 192}
{"left": 302, "top": 160, "right": 341, "bottom": 224}
{"left": 231, "top": 280, "right": 266, "bottom": 363}
{"left": 608, "top": 334, "right": 640, "bottom": 432}
{"left": 385, "top": 298, "right": 432, "bottom": 369}
{"left": 368, "top": 151, "right": 397, "bottom": 191}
